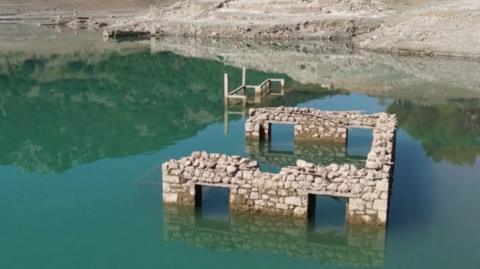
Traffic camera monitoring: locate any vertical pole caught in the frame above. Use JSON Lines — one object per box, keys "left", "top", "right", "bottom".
{"left": 280, "top": 79, "right": 285, "bottom": 95}
{"left": 254, "top": 86, "right": 261, "bottom": 103}
{"left": 224, "top": 73, "right": 229, "bottom": 106}
{"left": 242, "top": 67, "right": 246, "bottom": 86}
{"left": 224, "top": 107, "right": 229, "bottom": 135}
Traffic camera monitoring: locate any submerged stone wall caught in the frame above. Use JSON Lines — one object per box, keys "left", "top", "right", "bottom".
{"left": 163, "top": 206, "right": 386, "bottom": 267}
{"left": 162, "top": 108, "right": 396, "bottom": 226}
{"left": 244, "top": 107, "right": 379, "bottom": 142}
{"left": 245, "top": 140, "right": 363, "bottom": 168}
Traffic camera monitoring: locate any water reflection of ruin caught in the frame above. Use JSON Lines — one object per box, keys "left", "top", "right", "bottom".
{"left": 245, "top": 140, "right": 365, "bottom": 169}
{"left": 163, "top": 206, "right": 386, "bottom": 267}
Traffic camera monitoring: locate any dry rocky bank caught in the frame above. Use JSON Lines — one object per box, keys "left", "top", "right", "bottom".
{"left": 102, "top": 0, "right": 480, "bottom": 59}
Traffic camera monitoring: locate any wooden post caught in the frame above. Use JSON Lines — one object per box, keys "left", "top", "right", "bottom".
{"left": 224, "top": 73, "right": 229, "bottom": 106}
{"left": 224, "top": 107, "right": 229, "bottom": 134}
{"left": 254, "top": 85, "right": 261, "bottom": 99}
{"left": 280, "top": 79, "right": 285, "bottom": 95}
{"left": 242, "top": 67, "right": 246, "bottom": 86}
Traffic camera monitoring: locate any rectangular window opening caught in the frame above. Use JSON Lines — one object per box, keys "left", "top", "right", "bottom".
{"left": 269, "top": 123, "right": 295, "bottom": 153}
{"left": 347, "top": 127, "right": 373, "bottom": 158}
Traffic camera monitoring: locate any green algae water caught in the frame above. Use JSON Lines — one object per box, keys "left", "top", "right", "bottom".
{"left": 1, "top": 27, "right": 480, "bottom": 269}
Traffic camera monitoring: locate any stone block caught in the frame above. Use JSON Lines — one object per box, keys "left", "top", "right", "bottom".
{"left": 327, "top": 183, "right": 338, "bottom": 191}
{"left": 285, "top": 196, "right": 302, "bottom": 206}
{"left": 278, "top": 189, "right": 288, "bottom": 196}
{"left": 375, "top": 181, "right": 389, "bottom": 192}
{"left": 349, "top": 198, "right": 365, "bottom": 211}
{"left": 163, "top": 183, "right": 171, "bottom": 192}
{"left": 373, "top": 199, "right": 388, "bottom": 211}
{"left": 293, "top": 206, "right": 307, "bottom": 216}
{"left": 255, "top": 200, "right": 265, "bottom": 207}
{"left": 351, "top": 184, "right": 363, "bottom": 194}
{"left": 378, "top": 210, "right": 387, "bottom": 223}
{"left": 164, "top": 175, "right": 180, "bottom": 183}
{"left": 338, "top": 183, "right": 349, "bottom": 192}
{"left": 163, "top": 193, "right": 178, "bottom": 203}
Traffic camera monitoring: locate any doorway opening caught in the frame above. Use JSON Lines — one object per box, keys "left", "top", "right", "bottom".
{"left": 195, "top": 185, "right": 230, "bottom": 222}
{"left": 307, "top": 194, "right": 348, "bottom": 245}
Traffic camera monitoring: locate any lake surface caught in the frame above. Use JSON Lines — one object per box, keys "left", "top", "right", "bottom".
{"left": 1, "top": 27, "right": 480, "bottom": 269}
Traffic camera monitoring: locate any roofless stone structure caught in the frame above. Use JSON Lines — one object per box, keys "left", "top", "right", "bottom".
{"left": 162, "top": 107, "right": 397, "bottom": 226}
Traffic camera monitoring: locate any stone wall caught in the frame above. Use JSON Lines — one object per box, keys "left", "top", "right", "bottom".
{"left": 163, "top": 206, "right": 386, "bottom": 267}
{"left": 245, "top": 107, "right": 355, "bottom": 142}
{"left": 162, "top": 108, "right": 396, "bottom": 226}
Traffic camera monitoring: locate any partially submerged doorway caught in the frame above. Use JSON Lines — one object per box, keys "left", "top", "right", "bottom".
{"left": 195, "top": 185, "right": 230, "bottom": 222}
{"left": 307, "top": 194, "right": 348, "bottom": 244}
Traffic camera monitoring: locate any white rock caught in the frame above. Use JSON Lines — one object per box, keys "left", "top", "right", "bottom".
{"left": 285, "top": 196, "right": 302, "bottom": 206}
{"left": 378, "top": 210, "right": 387, "bottom": 223}
{"left": 296, "top": 159, "right": 314, "bottom": 168}
{"left": 163, "top": 193, "right": 177, "bottom": 203}
{"left": 164, "top": 175, "right": 181, "bottom": 183}
{"left": 351, "top": 184, "right": 363, "bottom": 194}
{"left": 376, "top": 181, "right": 389, "bottom": 192}
{"left": 373, "top": 199, "right": 388, "bottom": 211}
{"left": 349, "top": 198, "right": 365, "bottom": 211}
{"left": 293, "top": 207, "right": 307, "bottom": 216}
{"left": 327, "top": 183, "right": 338, "bottom": 191}
{"left": 338, "top": 183, "right": 349, "bottom": 192}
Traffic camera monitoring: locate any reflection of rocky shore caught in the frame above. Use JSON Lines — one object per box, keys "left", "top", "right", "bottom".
{"left": 0, "top": 44, "right": 334, "bottom": 173}
{"left": 1, "top": 30, "right": 479, "bottom": 172}
{"left": 246, "top": 140, "right": 365, "bottom": 169}
{"left": 163, "top": 206, "right": 386, "bottom": 267}
{"left": 151, "top": 37, "right": 480, "bottom": 103}
{"left": 388, "top": 99, "right": 480, "bottom": 166}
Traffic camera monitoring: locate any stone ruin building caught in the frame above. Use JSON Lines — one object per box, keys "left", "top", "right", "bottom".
{"left": 162, "top": 107, "right": 397, "bottom": 226}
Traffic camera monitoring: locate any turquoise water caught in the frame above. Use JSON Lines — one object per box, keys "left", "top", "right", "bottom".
{"left": 1, "top": 32, "right": 480, "bottom": 268}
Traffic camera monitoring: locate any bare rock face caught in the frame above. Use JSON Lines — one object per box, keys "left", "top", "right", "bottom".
{"left": 357, "top": 1, "right": 480, "bottom": 58}
{"left": 105, "top": 0, "right": 386, "bottom": 40}
{"left": 104, "top": 0, "right": 480, "bottom": 59}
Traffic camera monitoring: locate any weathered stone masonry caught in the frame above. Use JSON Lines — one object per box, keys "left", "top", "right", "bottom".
{"left": 245, "top": 107, "right": 350, "bottom": 142}
{"left": 162, "top": 107, "right": 397, "bottom": 226}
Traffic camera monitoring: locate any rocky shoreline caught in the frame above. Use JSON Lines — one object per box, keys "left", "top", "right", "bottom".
{"left": 1, "top": 0, "right": 479, "bottom": 59}
{"left": 102, "top": 0, "right": 480, "bottom": 59}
